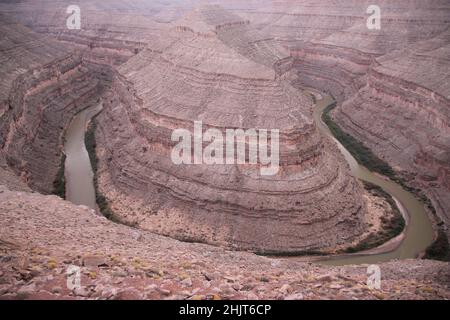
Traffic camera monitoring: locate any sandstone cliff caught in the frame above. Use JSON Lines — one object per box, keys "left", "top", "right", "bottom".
{"left": 0, "top": 15, "right": 111, "bottom": 193}
{"left": 233, "top": 0, "right": 450, "bottom": 244}
{"left": 88, "top": 6, "right": 369, "bottom": 253}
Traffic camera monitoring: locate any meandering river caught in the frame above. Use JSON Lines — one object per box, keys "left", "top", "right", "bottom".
{"left": 64, "top": 104, "right": 102, "bottom": 211}
{"left": 312, "top": 92, "right": 434, "bottom": 265}
{"left": 62, "top": 96, "right": 434, "bottom": 265}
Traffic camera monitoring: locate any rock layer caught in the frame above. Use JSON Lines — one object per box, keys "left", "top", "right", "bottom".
{"left": 1, "top": 0, "right": 449, "bottom": 255}
{"left": 0, "top": 15, "right": 111, "bottom": 193}
{"left": 0, "top": 0, "right": 449, "bottom": 300}
{"left": 232, "top": 0, "right": 450, "bottom": 242}
{"left": 87, "top": 6, "right": 369, "bottom": 253}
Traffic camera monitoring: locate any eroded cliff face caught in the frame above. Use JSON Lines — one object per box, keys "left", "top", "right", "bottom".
{"left": 0, "top": 16, "right": 111, "bottom": 193}
{"left": 0, "top": 0, "right": 165, "bottom": 66}
{"left": 234, "top": 1, "right": 450, "bottom": 241}
{"left": 0, "top": 0, "right": 449, "bottom": 253}
{"left": 0, "top": 0, "right": 449, "bottom": 300}
{"left": 333, "top": 38, "right": 450, "bottom": 237}
{"left": 88, "top": 7, "right": 369, "bottom": 254}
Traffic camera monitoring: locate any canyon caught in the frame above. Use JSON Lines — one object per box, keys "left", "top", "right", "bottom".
{"left": 0, "top": 0, "right": 449, "bottom": 300}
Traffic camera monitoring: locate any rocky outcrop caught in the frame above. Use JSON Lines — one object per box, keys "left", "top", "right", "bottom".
{"left": 89, "top": 6, "right": 369, "bottom": 254}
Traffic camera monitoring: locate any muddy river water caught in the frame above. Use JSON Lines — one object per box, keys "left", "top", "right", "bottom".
{"left": 64, "top": 104, "right": 102, "bottom": 211}
{"left": 313, "top": 93, "right": 434, "bottom": 265}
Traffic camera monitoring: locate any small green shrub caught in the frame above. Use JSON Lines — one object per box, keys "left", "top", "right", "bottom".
{"left": 52, "top": 153, "right": 66, "bottom": 198}
{"left": 322, "top": 104, "right": 396, "bottom": 178}
{"left": 424, "top": 229, "right": 450, "bottom": 262}
{"left": 340, "top": 181, "right": 405, "bottom": 254}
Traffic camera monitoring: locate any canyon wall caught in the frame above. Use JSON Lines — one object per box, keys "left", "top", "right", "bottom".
{"left": 1, "top": 0, "right": 449, "bottom": 251}
{"left": 333, "top": 33, "right": 450, "bottom": 238}
{"left": 232, "top": 0, "right": 450, "bottom": 241}
{"left": 1, "top": 0, "right": 449, "bottom": 301}
{"left": 90, "top": 6, "right": 369, "bottom": 253}
{"left": 0, "top": 15, "right": 111, "bottom": 193}
{"left": 0, "top": 0, "right": 170, "bottom": 65}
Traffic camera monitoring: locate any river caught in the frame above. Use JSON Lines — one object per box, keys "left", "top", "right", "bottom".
{"left": 312, "top": 92, "right": 434, "bottom": 265}
{"left": 64, "top": 104, "right": 102, "bottom": 211}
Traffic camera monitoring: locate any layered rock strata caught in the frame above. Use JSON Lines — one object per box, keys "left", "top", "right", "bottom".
{"left": 332, "top": 32, "right": 450, "bottom": 238}
{"left": 0, "top": 0, "right": 168, "bottom": 66}
{"left": 234, "top": 1, "right": 450, "bottom": 242}
{"left": 0, "top": 1, "right": 448, "bottom": 300}
{"left": 1, "top": 0, "right": 449, "bottom": 253}
{"left": 0, "top": 16, "right": 111, "bottom": 193}
{"left": 92, "top": 7, "right": 368, "bottom": 253}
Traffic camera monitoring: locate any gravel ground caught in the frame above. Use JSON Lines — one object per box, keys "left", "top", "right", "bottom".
{"left": 0, "top": 185, "right": 448, "bottom": 300}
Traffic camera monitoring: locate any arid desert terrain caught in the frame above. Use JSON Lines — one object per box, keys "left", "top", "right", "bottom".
{"left": 0, "top": 0, "right": 449, "bottom": 300}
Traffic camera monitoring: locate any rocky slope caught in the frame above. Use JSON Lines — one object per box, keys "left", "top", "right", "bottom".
{"left": 0, "top": 185, "right": 448, "bottom": 300}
